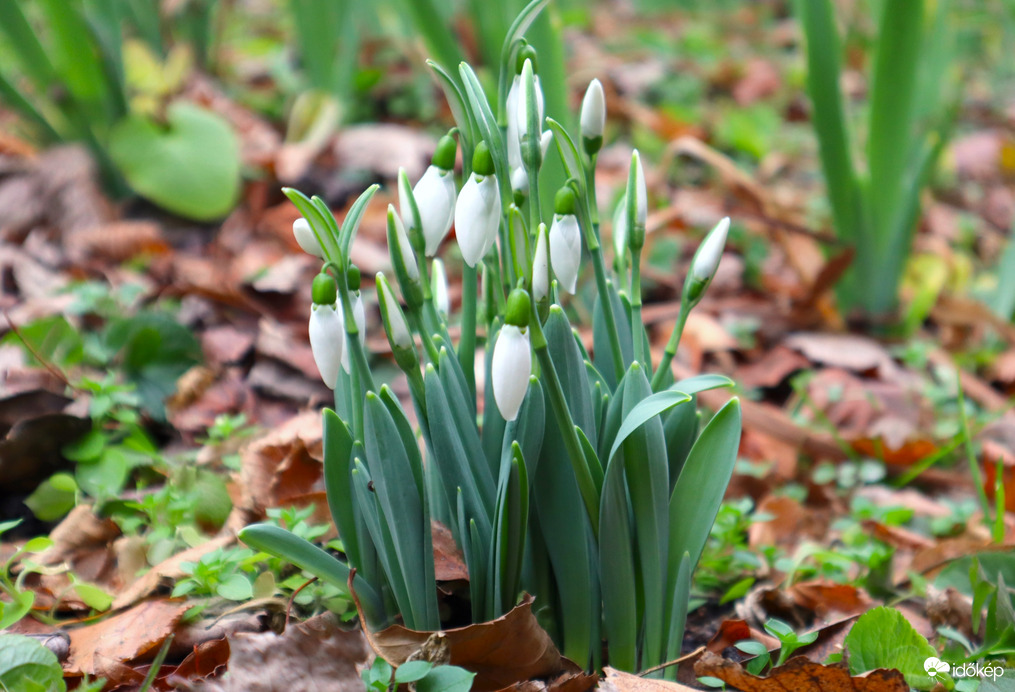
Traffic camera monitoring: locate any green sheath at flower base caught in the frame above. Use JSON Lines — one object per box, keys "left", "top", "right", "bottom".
{"left": 376, "top": 273, "right": 418, "bottom": 372}
{"left": 432, "top": 133, "right": 457, "bottom": 171}
{"left": 554, "top": 186, "right": 577, "bottom": 216}
{"left": 312, "top": 271, "right": 337, "bottom": 306}
{"left": 505, "top": 289, "right": 531, "bottom": 328}
{"left": 347, "top": 264, "right": 361, "bottom": 291}
{"left": 386, "top": 205, "right": 424, "bottom": 309}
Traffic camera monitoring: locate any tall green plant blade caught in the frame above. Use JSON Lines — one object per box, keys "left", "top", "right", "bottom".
{"left": 459, "top": 62, "right": 510, "bottom": 201}
{"left": 125, "top": 0, "right": 164, "bottom": 54}
{"left": 424, "top": 364, "right": 492, "bottom": 540}
{"left": 593, "top": 283, "right": 633, "bottom": 392}
{"left": 666, "top": 398, "right": 742, "bottom": 635}
{"left": 501, "top": 377, "right": 545, "bottom": 478}
{"left": 363, "top": 393, "right": 437, "bottom": 630}
{"left": 0, "top": 1, "right": 60, "bottom": 92}
{"left": 664, "top": 552, "right": 691, "bottom": 681}
{"left": 864, "top": 0, "right": 925, "bottom": 315}
{"left": 496, "top": 0, "right": 550, "bottom": 122}
{"left": 426, "top": 60, "right": 476, "bottom": 155}
{"left": 379, "top": 386, "right": 425, "bottom": 498}
{"left": 82, "top": 0, "right": 129, "bottom": 115}
{"left": 795, "top": 0, "right": 863, "bottom": 250}
{"left": 492, "top": 442, "right": 529, "bottom": 617}
{"left": 339, "top": 184, "right": 381, "bottom": 256}
{"left": 663, "top": 401, "right": 698, "bottom": 494}
{"left": 238, "top": 523, "right": 384, "bottom": 626}
{"left": 437, "top": 349, "right": 494, "bottom": 506}
{"left": 457, "top": 492, "right": 485, "bottom": 623}
{"left": 353, "top": 460, "right": 411, "bottom": 622}
{"left": 323, "top": 409, "right": 360, "bottom": 571}
{"left": 598, "top": 446, "right": 637, "bottom": 672}
{"left": 619, "top": 364, "right": 668, "bottom": 670}
{"left": 283, "top": 188, "right": 340, "bottom": 261}
{"left": 38, "top": 0, "right": 113, "bottom": 124}
{"left": 0, "top": 71, "right": 61, "bottom": 141}
{"left": 397, "top": 0, "right": 462, "bottom": 80}
{"left": 290, "top": 0, "right": 338, "bottom": 92}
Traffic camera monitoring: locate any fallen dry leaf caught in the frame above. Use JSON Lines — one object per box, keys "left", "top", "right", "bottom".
{"left": 113, "top": 534, "right": 235, "bottom": 609}
{"left": 66, "top": 599, "right": 190, "bottom": 676}
{"left": 174, "top": 612, "right": 367, "bottom": 691}
{"left": 693, "top": 650, "right": 908, "bottom": 691}
{"left": 601, "top": 667, "right": 699, "bottom": 692}
{"left": 371, "top": 595, "right": 568, "bottom": 692}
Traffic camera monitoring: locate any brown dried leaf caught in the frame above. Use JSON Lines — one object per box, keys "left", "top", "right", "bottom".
{"left": 432, "top": 519, "right": 469, "bottom": 582}
{"left": 66, "top": 599, "right": 190, "bottom": 676}
{"left": 174, "top": 612, "right": 367, "bottom": 691}
{"left": 113, "top": 534, "right": 235, "bottom": 609}
{"left": 693, "top": 650, "right": 908, "bottom": 691}
{"left": 372, "top": 595, "right": 566, "bottom": 692}
{"left": 601, "top": 667, "right": 699, "bottom": 692}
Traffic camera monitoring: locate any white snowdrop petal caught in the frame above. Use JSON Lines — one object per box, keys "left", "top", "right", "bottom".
{"left": 550, "top": 214, "right": 581, "bottom": 294}
{"left": 492, "top": 325, "right": 531, "bottom": 421}
{"left": 432, "top": 258, "right": 450, "bottom": 319}
{"left": 580, "top": 79, "right": 606, "bottom": 140}
{"left": 293, "top": 218, "right": 324, "bottom": 258}
{"left": 455, "top": 174, "right": 501, "bottom": 267}
{"left": 310, "top": 304, "right": 343, "bottom": 389}
{"left": 532, "top": 227, "right": 549, "bottom": 302}
{"left": 692, "top": 217, "right": 731, "bottom": 282}
{"left": 415, "top": 166, "right": 457, "bottom": 256}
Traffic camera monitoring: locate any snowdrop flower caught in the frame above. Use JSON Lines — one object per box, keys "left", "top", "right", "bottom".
{"left": 580, "top": 78, "right": 605, "bottom": 150}
{"left": 626, "top": 149, "right": 647, "bottom": 251}
{"left": 293, "top": 217, "right": 324, "bottom": 258}
{"left": 684, "top": 217, "right": 731, "bottom": 307}
{"left": 510, "top": 130, "right": 553, "bottom": 195}
{"left": 491, "top": 289, "right": 532, "bottom": 421}
{"left": 431, "top": 258, "right": 450, "bottom": 320}
{"left": 376, "top": 273, "right": 412, "bottom": 350}
{"left": 455, "top": 142, "right": 501, "bottom": 267}
{"left": 532, "top": 224, "right": 549, "bottom": 302}
{"left": 309, "top": 271, "right": 342, "bottom": 389}
{"left": 402, "top": 135, "right": 458, "bottom": 256}
{"left": 613, "top": 193, "right": 628, "bottom": 262}
{"left": 549, "top": 187, "right": 581, "bottom": 294}
{"left": 691, "top": 217, "right": 730, "bottom": 283}
{"left": 506, "top": 47, "right": 544, "bottom": 181}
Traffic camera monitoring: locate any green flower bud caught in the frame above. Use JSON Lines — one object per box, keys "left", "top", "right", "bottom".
{"left": 347, "top": 264, "right": 361, "bottom": 291}
{"left": 505, "top": 288, "right": 531, "bottom": 327}
{"left": 311, "top": 271, "right": 337, "bottom": 305}
{"left": 515, "top": 43, "right": 537, "bottom": 75}
{"left": 432, "top": 134, "right": 457, "bottom": 171}
{"left": 554, "top": 186, "right": 577, "bottom": 216}
{"left": 472, "top": 141, "right": 495, "bottom": 177}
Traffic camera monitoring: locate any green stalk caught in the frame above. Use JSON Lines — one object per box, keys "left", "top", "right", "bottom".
{"left": 650, "top": 303, "right": 689, "bottom": 392}
{"left": 460, "top": 263, "right": 478, "bottom": 400}
{"left": 630, "top": 247, "right": 645, "bottom": 367}
{"left": 529, "top": 309, "right": 599, "bottom": 537}
{"left": 408, "top": 310, "right": 441, "bottom": 365}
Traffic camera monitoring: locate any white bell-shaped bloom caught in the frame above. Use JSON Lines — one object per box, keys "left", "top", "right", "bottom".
{"left": 455, "top": 172, "right": 501, "bottom": 267}
{"left": 691, "top": 217, "right": 730, "bottom": 283}
{"left": 431, "top": 258, "right": 450, "bottom": 319}
{"left": 491, "top": 324, "right": 531, "bottom": 421}
{"left": 506, "top": 73, "right": 545, "bottom": 176}
{"left": 408, "top": 166, "right": 457, "bottom": 256}
{"left": 549, "top": 213, "right": 581, "bottom": 294}
{"left": 580, "top": 79, "right": 606, "bottom": 140}
{"left": 340, "top": 292, "right": 366, "bottom": 373}
{"left": 532, "top": 225, "right": 549, "bottom": 302}
{"left": 613, "top": 194, "right": 628, "bottom": 260}
{"left": 310, "top": 303, "right": 343, "bottom": 389}
{"left": 293, "top": 218, "right": 324, "bottom": 258}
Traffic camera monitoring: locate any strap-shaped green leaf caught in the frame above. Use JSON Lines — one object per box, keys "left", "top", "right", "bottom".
{"left": 491, "top": 442, "right": 528, "bottom": 618}
{"left": 238, "top": 523, "right": 384, "bottom": 626}
{"left": 338, "top": 184, "right": 380, "bottom": 257}
{"left": 282, "top": 187, "right": 340, "bottom": 262}
{"left": 323, "top": 409, "right": 360, "bottom": 571}
{"left": 437, "top": 349, "right": 494, "bottom": 507}
{"left": 664, "top": 552, "right": 692, "bottom": 681}
{"left": 598, "top": 443, "right": 637, "bottom": 672}
{"left": 496, "top": 0, "right": 550, "bottom": 120}
{"left": 663, "top": 400, "right": 698, "bottom": 494}
{"left": 501, "top": 377, "right": 544, "bottom": 480}
{"left": 459, "top": 62, "right": 509, "bottom": 202}
{"left": 545, "top": 117, "right": 583, "bottom": 186}
{"left": 426, "top": 59, "right": 476, "bottom": 157}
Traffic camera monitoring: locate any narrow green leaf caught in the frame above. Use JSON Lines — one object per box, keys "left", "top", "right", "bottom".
{"left": 492, "top": 442, "right": 528, "bottom": 617}
{"left": 598, "top": 444, "right": 637, "bottom": 672}
{"left": 496, "top": 0, "right": 551, "bottom": 120}
{"left": 459, "top": 62, "right": 510, "bottom": 202}
{"left": 238, "top": 523, "right": 384, "bottom": 625}
{"left": 323, "top": 409, "right": 360, "bottom": 571}
{"left": 339, "top": 184, "right": 380, "bottom": 257}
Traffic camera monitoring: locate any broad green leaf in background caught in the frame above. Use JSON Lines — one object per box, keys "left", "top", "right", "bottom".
{"left": 109, "top": 102, "right": 240, "bottom": 221}
{"left": 845, "top": 606, "right": 950, "bottom": 691}
{"left": 0, "top": 634, "right": 67, "bottom": 692}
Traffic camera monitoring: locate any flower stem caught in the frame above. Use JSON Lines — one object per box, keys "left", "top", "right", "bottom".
{"left": 460, "top": 263, "right": 478, "bottom": 400}
{"left": 630, "top": 247, "right": 645, "bottom": 367}
{"left": 650, "top": 302, "right": 689, "bottom": 392}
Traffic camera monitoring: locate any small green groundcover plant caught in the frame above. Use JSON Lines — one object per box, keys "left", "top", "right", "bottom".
{"left": 240, "top": 0, "right": 741, "bottom": 678}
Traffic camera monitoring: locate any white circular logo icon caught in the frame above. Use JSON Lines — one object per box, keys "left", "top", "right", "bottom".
{"left": 924, "top": 657, "right": 950, "bottom": 677}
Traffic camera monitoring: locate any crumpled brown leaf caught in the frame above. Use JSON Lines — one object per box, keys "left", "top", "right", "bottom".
{"left": 173, "top": 612, "right": 368, "bottom": 692}
{"left": 371, "top": 595, "right": 570, "bottom": 692}
{"left": 693, "top": 650, "right": 908, "bottom": 691}
{"left": 600, "top": 667, "right": 698, "bottom": 692}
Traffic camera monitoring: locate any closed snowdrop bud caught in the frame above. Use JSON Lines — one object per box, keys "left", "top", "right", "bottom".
{"left": 691, "top": 217, "right": 730, "bottom": 283}
{"left": 376, "top": 274, "right": 412, "bottom": 350}
{"left": 455, "top": 142, "right": 501, "bottom": 267}
{"left": 492, "top": 289, "right": 532, "bottom": 421}
{"left": 309, "top": 271, "right": 342, "bottom": 389}
{"left": 580, "top": 78, "right": 606, "bottom": 151}
{"left": 412, "top": 135, "right": 458, "bottom": 256}
{"left": 507, "top": 45, "right": 543, "bottom": 176}
{"left": 431, "top": 258, "right": 450, "bottom": 320}
{"left": 293, "top": 217, "right": 324, "bottom": 258}
{"left": 613, "top": 193, "right": 628, "bottom": 260}
{"left": 532, "top": 224, "right": 549, "bottom": 302}
{"left": 549, "top": 187, "right": 581, "bottom": 294}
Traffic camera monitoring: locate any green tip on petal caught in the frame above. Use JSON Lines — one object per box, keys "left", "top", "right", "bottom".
{"left": 433, "top": 135, "right": 457, "bottom": 171}
{"left": 311, "top": 271, "right": 337, "bottom": 305}
{"left": 516, "top": 43, "right": 537, "bottom": 75}
{"left": 505, "top": 288, "right": 531, "bottom": 327}
{"left": 472, "top": 141, "right": 495, "bottom": 177}
{"left": 554, "top": 186, "right": 577, "bottom": 216}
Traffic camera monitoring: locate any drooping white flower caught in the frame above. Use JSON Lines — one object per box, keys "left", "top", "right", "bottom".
{"left": 293, "top": 218, "right": 324, "bottom": 258}
{"left": 455, "top": 172, "right": 501, "bottom": 267}
{"left": 491, "top": 324, "right": 531, "bottom": 421}
{"left": 691, "top": 217, "right": 730, "bottom": 283}
{"left": 414, "top": 166, "right": 456, "bottom": 255}
{"left": 309, "top": 303, "right": 343, "bottom": 389}
{"left": 431, "top": 258, "right": 450, "bottom": 320}
{"left": 550, "top": 213, "right": 581, "bottom": 294}
{"left": 532, "top": 224, "right": 549, "bottom": 302}
{"left": 340, "top": 292, "right": 366, "bottom": 373}
{"left": 580, "top": 78, "right": 606, "bottom": 141}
